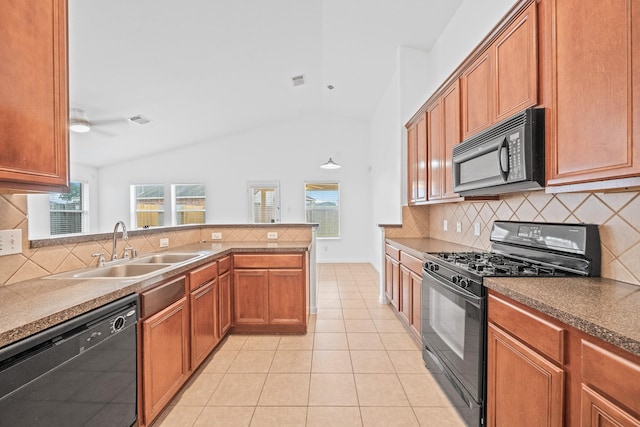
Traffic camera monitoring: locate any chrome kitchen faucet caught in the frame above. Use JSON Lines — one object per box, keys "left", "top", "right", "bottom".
{"left": 112, "top": 221, "right": 129, "bottom": 260}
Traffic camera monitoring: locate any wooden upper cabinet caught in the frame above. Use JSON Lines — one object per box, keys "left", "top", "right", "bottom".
{"left": 546, "top": 0, "right": 640, "bottom": 188}
{"left": 441, "top": 81, "right": 461, "bottom": 199}
{"left": 461, "top": 51, "right": 493, "bottom": 139}
{"left": 0, "top": 0, "right": 69, "bottom": 192}
{"left": 427, "top": 100, "right": 443, "bottom": 200}
{"left": 407, "top": 113, "right": 428, "bottom": 205}
{"left": 494, "top": 1, "right": 538, "bottom": 122}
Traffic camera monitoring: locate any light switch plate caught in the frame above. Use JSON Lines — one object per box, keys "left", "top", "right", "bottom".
{"left": 443, "top": 220, "right": 448, "bottom": 231}
{"left": 159, "top": 238, "right": 169, "bottom": 248}
{"left": 211, "top": 232, "right": 222, "bottom": 240}
{"left": 474, "top": 223, "right": 481, "bottom": 236}
{"left": 267, "top": 232, "right": 278, "bottom": 239}
{"left": 0, "top": 229, "right": 22, "bottom": 256}
{"left": 456, "top": 222, "right": 462, "bottom": 233}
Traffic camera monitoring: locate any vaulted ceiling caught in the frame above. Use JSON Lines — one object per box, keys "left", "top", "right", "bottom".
{"left": 69, "top": 0, "right": 463, "bottom": 167}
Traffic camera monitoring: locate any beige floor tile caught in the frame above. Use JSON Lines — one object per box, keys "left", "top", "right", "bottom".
{"left": 194, "top": 406, "right": 255, "bottom": 427}
{"left": 373, "top": 318, "right": 407, "bottom": 333}
{"left": 380, "top": 333, "right": 421, "bottom": 351}
{"left": 317, "top": 308, "right": 344, "bottom": 319}
{"left": 307, "top": 315, "right": 316, "bottom": 332}
{"left": 354, "top": 373, "right": 410, "bottom": 407}
{"left": 257, "top": 373, "right": 310, "bottom": 406}
{"left": 345, "top": 319, "right": 377, "bottom": 333}
{"left": 347, "top": 332, "right": 385, "bottom": 350}
{"left": 413, "top": 407, "right": 465, "bottom": 426}
{"left": 368, "top": 308, "right": 397, "bottom": 320}
{"left": 342, "top": 308, "right": 371, "bottom": 319}
{"left": 360, "top": 407, "right": 419, "bottom": 427}
{"left": 318, "top": 284, "right": 338, "bottom": 292}
{"left": 201, "top": 349, "right": 239, "bottom": 373}
{"left": 154, "top": 404, "right": 203, "bottom": 427}
{"left": 315, "top": 319, "right": 346, "bottom": 333}
{"left": 173, "top": 372, "right": 223, "bottom": 406}
{"left": 359, "top": 291, "right": 381, "bottom": 300}
{"left": 227, "top": 351, "right": 275, "bottom": 373}
{"left": 314, "top": 332, "right": 348, "bottom": 350}
{"left": 317, "top": 299, "right": 342, "bottom": 309}
{"left": 242, "top": 335, "right": 281, "bottom": 350}
{"left": 277, "top": 334, "right": 314, "bottom": 350}
{"left": 308, "top": 373, "right": 359, "bottom": 406}
{"left": 398, "top": 374, "right": 451, "bottom": 407}
{"left": 337, "top": 284, "right": 359, "bottom": 292}
{"left": 318, "top": 291, "right": 340, "bottom": 300}
{"left": 306, "top": 406, "right": 363, "bottom": 427}
{"left": 312, "top": 350, "right": 353, "bottom": 373}
{"left": 250, "top": 406, "right": 308, "bottom": 427}
{"left": 269, "top": 350, "right": 312, "bottom": 373}
{"left": 220, "top": 335, "right": 248, "bottom": 350}
{"left": 365, "top": 299, "right": 390, "bottom": 309}
{"left": 340, "top": 299, "right": 367, "bottom": 309}
{"left": 208, "top": 373, "right": 267, "bottom": 406}
{"left": 388, "top": 351, "right": 429, "bottom": 374}
{"left": 340, "top": 291, "right": 363, "bottom": 300}
{"left": 350, "top": 351, "right": 395, "bottom": 373}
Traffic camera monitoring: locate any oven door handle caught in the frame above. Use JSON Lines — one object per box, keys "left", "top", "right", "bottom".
{"left": 423, "top": 268, "right": 482, "bottom": 308}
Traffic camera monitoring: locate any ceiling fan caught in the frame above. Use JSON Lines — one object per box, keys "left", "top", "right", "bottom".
{"left": 69, "top": 107, "right": 150, "bottom": 137}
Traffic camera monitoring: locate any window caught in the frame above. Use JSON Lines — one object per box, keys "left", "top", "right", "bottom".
{"left": 305, "top": 182, "right": 340, "bottom": 238}
{"left": 172, "top": 184, "right": 206, "bottom": 225}
{"left": 49, "top": 182, "right": 88, "bottom": 236}
{"left": 249, "top": 182, "right": 280, "bottom": 223}
{"left": 131, "top": 184, "right": 165, "bottom": 228}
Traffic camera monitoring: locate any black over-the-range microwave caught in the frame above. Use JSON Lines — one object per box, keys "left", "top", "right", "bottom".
{"left": 452, "top": 107, "right": 544, "bottom": 196}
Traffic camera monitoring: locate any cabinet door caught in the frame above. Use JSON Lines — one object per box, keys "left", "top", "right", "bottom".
{"left": 547, "top": 0, "right": 640, "bottom": 187}
{"left": 407, "top": 122, "right": 418, "bottom": 204}
{"left": 398, "top": 265, "right": 412, "bottom": 325}
{"left": 494, "top": 1, "right": 538, "bottom": 122}
{"left": 386, "top": 257, "right": 400, "bottom": 310}
{"left": 233, "top": 269, "right": 269, "bottom": 324}
{"left": 407, "top": 113, "right": 428, "bottom": 204}
{"left": 461, "top": 51, "right": 493, "bottom": 139}
{"left": 268, "top": 269, "right": 305, "bottom": 325}
{"left": 441, "top": 81, "right": 461, "bottom": 199}
{"left": 384, "top": 255, "right": 394, "bottom": 302}
{"left": 581, "top": 385, "right": 640, "bottom": 427}
{"left": 409, "top": 270, "right": 422, "bottom": 338}
{"left": 218, "top": 270, "right": 232, "bottom": 336}
{"left": 487, "top": 323, "right": 564, "bottom": 427}
{"left": 427, "top": 100, "right": 443, "bottom": 200}
{"left": 0, "top": 0, "right": 69, "bottom": 192}
{"left": 190, "top": 280, "right": 218, "bottom": 370}
{"left": 142, "top": 296, "right": 189, "bottom": 425}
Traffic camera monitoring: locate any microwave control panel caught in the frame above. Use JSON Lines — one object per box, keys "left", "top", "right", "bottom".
{"left": 507, "top": 131, "right": 524, "bottom": 181}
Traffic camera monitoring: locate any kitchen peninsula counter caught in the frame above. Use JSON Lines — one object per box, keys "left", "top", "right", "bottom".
{"left": 0, "top": 241, "right": 311, "bottom": 348}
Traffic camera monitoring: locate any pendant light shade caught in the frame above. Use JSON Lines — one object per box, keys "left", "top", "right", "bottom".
{"left": 321, "top": 157, "right": 341, "bottom": 169}
{"left": 69, "top": 108, "right": 91, "bottom": 133}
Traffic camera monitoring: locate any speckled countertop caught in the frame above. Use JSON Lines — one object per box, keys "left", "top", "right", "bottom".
{"left": 0, "top": 241, "right": 310, "bottom": 348}
{"left": 386, "top": 237, "right": 640, "bottom": 358}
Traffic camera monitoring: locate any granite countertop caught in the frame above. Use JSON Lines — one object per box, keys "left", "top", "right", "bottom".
{"left": 0, "top": 241, "right": 310, "bottom": 348}
{"left": 386, "top": 237, "right": 640, "bottom": 358}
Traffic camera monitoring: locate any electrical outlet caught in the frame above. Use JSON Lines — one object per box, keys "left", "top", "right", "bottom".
{"left": 474, "top": 223, "right": 481, "bottom": 236}
{"left": 456, "top": 222, "right": 462, "bottom": 233}
{"left": 267, "top": 232, "right": 278, "bottom": 239}
{"left": 0, "top": 229, "right": 22, "bottom": 256}
{"left": 211, "top": 232, "right": 222, "bottom": 240}
{"left": 443, "top": 220, "right": 448, "bottom": 231}
{"left": 159, "top": 238, "right": 169, "bottom": 248}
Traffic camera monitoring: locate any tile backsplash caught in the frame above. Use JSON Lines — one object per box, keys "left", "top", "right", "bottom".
{"left": 391, "top": 190, "right": 640, "bottom": 286}
{"left": 0, "top": 194, "right": 311, "bottom": 287}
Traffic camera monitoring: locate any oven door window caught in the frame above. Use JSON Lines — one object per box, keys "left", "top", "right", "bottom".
{"left": 423, "top": 271, "right": 484, "bottom": 400}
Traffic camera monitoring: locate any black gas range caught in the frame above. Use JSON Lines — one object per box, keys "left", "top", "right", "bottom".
{"left": 421, "top": 221, "right": 601, "bottom": 427}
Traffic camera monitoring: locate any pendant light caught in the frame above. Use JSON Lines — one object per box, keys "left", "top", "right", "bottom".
{"left": 321, "top": 85, "right": 341, "bottom": 169}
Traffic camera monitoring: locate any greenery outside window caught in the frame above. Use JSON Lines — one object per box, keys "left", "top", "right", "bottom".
{"left": 131, "top": 184, "right": 165, "bottom": 228}
{"left": 305, "top": 182, "right": 340, "bottom": 238}
{"left": 172, "top": 184, "right": 206, "bottom": 225}
{"left": 49, "top": 182, "right": 88, "bottom": 236}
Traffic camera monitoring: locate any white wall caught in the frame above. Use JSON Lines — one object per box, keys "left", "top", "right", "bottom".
{"left": 97, "top": 115, "right": 372, "bottom": 263}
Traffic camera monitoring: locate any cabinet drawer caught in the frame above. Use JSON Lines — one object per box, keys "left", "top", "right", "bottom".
{"left": 141, "top": 276, "right": 187, "bottom": 318}
{"left": 400, "top": 251, "right": 422, "bottom": 274}
{"left": 581, "top": 339, "right": 640, "bottom": 415}
{"left": 233, "top": 254, "right": 303, "bottom": 269}
{"left": 385, "top": 243, "right": 400, "bottom": 260}
{"left": 189, "top": 262, "right": 217, "bottom": 291}
{"left": 218, "top": 256, "right": 231, "bottom": 274}
{"left": 488, "top": 293, "right": 565, "bottom": 364}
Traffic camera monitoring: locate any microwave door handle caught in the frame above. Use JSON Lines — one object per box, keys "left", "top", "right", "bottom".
{"left": 498, "top": 138, "right": 509, "bottom": 180}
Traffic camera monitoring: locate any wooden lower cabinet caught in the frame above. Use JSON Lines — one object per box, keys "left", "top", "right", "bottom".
{"left": 190, "top": 280, "right": 219, "bottom": 370}
{"left": 384, "top": 244, "right": 422, "bottom": 341}
{"left": 409, "top": 269, "right": 421, "bottom": 338}
{"left": 269, "top": 269, "right": 305, "bottom": 325}
{"left": 399, "top": 265, "right": 412, "bottom": 325}
{"left": 218, "top": 269, "right": 232, "bottom": 336}
{"left": 385, "top": 255, "right": 400, "bottom": 310}
{"left": 141, "top": 296, "right": 189, "bottom": 425}
{"left": 233, "top": 269, "right": 269, "bottom": 325}
{"left": 487, "top": 323, "right": 565, "bottom": 427}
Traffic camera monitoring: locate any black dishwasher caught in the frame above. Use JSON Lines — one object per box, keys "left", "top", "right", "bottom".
{"left": 0, "top": 294, "right": 138, "bottom": 427}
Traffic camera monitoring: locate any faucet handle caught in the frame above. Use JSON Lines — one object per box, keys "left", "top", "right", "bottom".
{"left": 123, "top": 246, "right": 138, "bottom": 259}
{"left": 91, "top": 252, "right": 106, "bottom": 267}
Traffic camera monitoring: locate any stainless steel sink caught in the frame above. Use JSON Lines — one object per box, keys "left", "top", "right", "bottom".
{"left": 47, "top": 263, "right": 173, "bottom": 279}
{"left": 134, "top": 253, "right": 203, "bottom": 264}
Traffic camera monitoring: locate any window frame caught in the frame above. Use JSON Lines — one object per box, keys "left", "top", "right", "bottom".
{"left": 304, "top": 181, "right": 340, "bottom": 239}
{"left": 248, "top": 181, "right": 281, "bottom": 224}
{"left": 171, "top": 183, "right": 206, "bottom": 226}
{"left": 130, "top": 184, "right": 166, "bottom": 229}
{"left": 48, "top": 181, "right": 89, "bottom": 236}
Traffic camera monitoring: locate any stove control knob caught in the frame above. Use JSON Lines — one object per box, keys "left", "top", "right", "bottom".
{"left": 428, "top": 263, "right": 439, "bottom": 272}
{"left": 451, "top": 276, "right": 459, "bottom": 284}
{"left": 459, "top": 279, "right": 469, "bottom": 289}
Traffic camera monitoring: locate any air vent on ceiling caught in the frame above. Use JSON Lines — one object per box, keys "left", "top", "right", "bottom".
{"left": 291, "top": 75, "right": 305, "bottom": 87}
{"left": 127, "top": 115, "right": 152, "bottom": 125}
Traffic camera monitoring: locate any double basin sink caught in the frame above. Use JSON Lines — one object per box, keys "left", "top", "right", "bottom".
{"left": 47, "top": 252, "right": 206, "bottom": 280}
